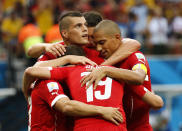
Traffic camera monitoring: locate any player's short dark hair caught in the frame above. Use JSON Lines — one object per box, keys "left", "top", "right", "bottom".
{"left": 64, "top": 45, "right": 85, "bottom": 56}
{"left": 83, "top": 11, "right": 103, "bottom": 27}
{"left": 58, "top": 11, "right": 83, "bottom": 32}
{"left": 94, "top": 20, "right": 121, "bottom": 36}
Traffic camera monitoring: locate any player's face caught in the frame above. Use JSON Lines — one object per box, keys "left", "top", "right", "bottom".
{"left": 67, "top": 17, "right": 88, "bottom": 45}
{"left": 93, "top": 31, "right": 120, "bottom": 59}
{"left": 87, "top": 27, "right": 96, "bottom": 48}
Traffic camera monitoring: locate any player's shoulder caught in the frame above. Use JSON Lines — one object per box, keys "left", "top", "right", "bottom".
{"left": 122, "top": 38, "right": 140, "bottom": 45}
{"left": 129, "top": 51, "right": 146, "bottom": 60}
{"left": 35, "top": 80, "right": 61, "bottom": 94}
{"left": 35, "top": 79, "right": 59, "bottom": 88}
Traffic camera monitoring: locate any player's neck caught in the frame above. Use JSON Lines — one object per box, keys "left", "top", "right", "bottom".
{"left": 63, "top": 40, "right": 70, "bottom": 46}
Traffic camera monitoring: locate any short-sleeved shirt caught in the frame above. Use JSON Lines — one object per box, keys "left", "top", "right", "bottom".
{"left": 36, "top": 41, "right": 75, "bottom": 131}
{"left": 50, "top": 65, "right": 127, "bottom": 131}
{"left": 28, "top": 79, "right": 68, "bottom": 131}
{"left": 116, "top": 51, "right": 153, "bottom": 131}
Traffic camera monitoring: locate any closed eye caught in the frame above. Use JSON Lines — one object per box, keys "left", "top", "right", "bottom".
{"left": 98, "top": 40, "right": 106, "bottom": 45}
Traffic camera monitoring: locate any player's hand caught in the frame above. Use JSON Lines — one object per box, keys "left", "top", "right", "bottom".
{"left": 80, "top": 66, "right": 107, "bottom": 89}
{"left": 100, "top": 107, "right": 123, "bottom": 125}
{"left": 45, "top": 43, "right": 66, "bottom": 57}
{"left": 67, "top": 55, "right": 97, "bottom": 66}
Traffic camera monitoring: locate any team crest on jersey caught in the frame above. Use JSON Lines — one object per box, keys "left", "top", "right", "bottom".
{"left": 47, "top": 82, "right": 59, "bottom": 92}
{"left": 135, "top": 53, "right": 145, "bottom": 60}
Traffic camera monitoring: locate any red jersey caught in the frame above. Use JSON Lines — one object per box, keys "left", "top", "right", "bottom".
{"left": 83, "top": 47, "right": 104, "bottom": 65}
{"left": 38, "top": 41, "right": 104, "bottom": 64}
{"left": 37, "top": 41, "right": 64, "bottom": 62}
{"left": 50, "top": 65, "right": 127, "bottom": 131}
{"left": 116, "top": 51, "right": 152, "bottom": 131}
{"left": 30, "top": 41, "right": 72, "bottom": 131}
{"left": 28, "top": 79, "right": 68, "bottom": 131}
{"left": 37, "top": 42, "right": 104, "bottom": 65}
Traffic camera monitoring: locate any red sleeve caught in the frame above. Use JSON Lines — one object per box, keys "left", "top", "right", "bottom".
{"left": 50, "top": 66, "right": 76, "bottom": 81}
{"left": 37, "top": 52, "right": 57, "bottom": 62}
{"left": 127, "top": 52, "right": 147, "bottom": 69}
{"left": 129, "top": 85, "right": 147, "bottom": 98}
{"left": 38, "top": 80, "right": 68, "bottom": 108}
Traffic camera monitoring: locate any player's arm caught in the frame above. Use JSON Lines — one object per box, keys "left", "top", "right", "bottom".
{"left": 54, "top": 97, "right": 123, "bottom": 125}
{"left": 22, "top": 67, "right": 52, "bottom": 100}
{"left": 22, "top": 66, "right": 67, "bottom": 100}
{"left": 34, "top": 55, "right": 70, "bottom": 67}
{"left": 27, "top": 42, "right": 66, "bottom": 58}
{"left": 94, "top": 66, "right": 163, "bottom": 109}
{"left": 130, "top": 85, "right": 164, "bottom": 109}
{"left": 142, "top": 91, "right": 163, "bottom": 109}
{"left": 22, "top": 69, "right": 37, "bottom": 100}
{"left": 24, "top": 67, "right": 52, "bottom": 80}
{"left": 34, "top": 55, "right": 97, "bottom": 67}
{"left": 81, "top": 66, "right": 146, "bottom": 89}
{"left": 101, "top": 38, "right": 141, "bottom": 66}
{"left": 104, "top": 66, "right": 146, "bottom": 85}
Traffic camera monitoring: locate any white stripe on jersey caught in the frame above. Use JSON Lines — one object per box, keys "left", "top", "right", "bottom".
{"left": 145, "top": 75, "right": 149, "bottom": 81}
{"left": 51, "top": 95, "right": 68, "bottom": 107}
{"left": 28, "top": 97, "right": 32, "bottom": 131}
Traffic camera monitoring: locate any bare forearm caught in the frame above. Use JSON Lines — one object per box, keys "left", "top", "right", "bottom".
{"left": 57, "top": 100, "right": 102, "bottom": 117}
{"left": 142, "top": 92, "right": 164, "bottom": 109}
{"left": 22, "top": 72, "right": 36, "bottom": 100}
{"left": 34, "top": 56, "right": 69, "bottom": 67}
{"left": 55, "top": 98, "right": 123, "bottom": 125}
{"left": 25, "top": 67, "right": 51, "bottom": 79}
{"left": 104, "top": 67, "right": 145, "bottom": 85}
{"left": 27, "top": 43, "right": 47, "bottom": 58}
{"left": 101, "top": 38, "right": 141, "bottom": 66}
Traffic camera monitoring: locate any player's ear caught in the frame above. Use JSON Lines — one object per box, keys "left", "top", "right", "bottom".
{"left": 115, "top": 34, "right": 121, "bottom": 40}
{"left": 61, "top": 30, "right": 68, "bottom": 39}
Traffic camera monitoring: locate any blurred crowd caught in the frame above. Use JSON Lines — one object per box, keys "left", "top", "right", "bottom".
{"left": 1, "top": 0, "right": 182, "bottom": 61}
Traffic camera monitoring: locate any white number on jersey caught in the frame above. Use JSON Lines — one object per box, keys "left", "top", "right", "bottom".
{"left": 81, "top": 72, "right": 112, "bottom": 102}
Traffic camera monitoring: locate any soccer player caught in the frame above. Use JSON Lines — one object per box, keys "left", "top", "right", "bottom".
{"left": 81, "top": 20, "right": 163, "bottom": 131}
{"left": 23, "top": 50, "right": 123, "bottom": 131}
{"left": 83, "top": 11, "right": 141, "bottom": 66}
{"left": 23, "top": 54, "right": 127, "bottom": 131}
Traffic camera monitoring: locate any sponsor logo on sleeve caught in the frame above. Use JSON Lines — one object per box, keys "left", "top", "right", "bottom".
{"left": 135, "top": 53, "right": 145, "bottom": 60}
{"left": 47, "top": 82, "right": 59, "bottom": 92}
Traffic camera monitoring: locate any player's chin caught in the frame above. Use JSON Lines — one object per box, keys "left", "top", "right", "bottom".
{"left": 100, "top": 52, "right": 109, "bottom": 59}
{"left": 104, "top": 55, "right": 110, "bottom": 59}
{"left": 80, "top": 39, "right": 89, "bottom": 45}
